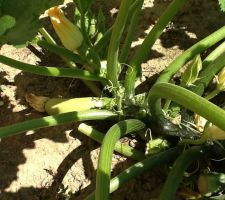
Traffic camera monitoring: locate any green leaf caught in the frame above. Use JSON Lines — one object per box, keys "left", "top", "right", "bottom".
{"left": 218, "top": 0, "right": 225, "bottom": 12}
{"left": 0, "top": 0, "right": 63, "bottom": 45}
{"left": 74, "top": 7, "right": 97, "bottom": 38}
{"left": 0, "top": 15, "right": 16, "bottom": 36}
{"left": 95, "top": 7, "right": 106, "bottom": 42}
{"left": 73, "top": 0, "right": 94, "bottom": 13}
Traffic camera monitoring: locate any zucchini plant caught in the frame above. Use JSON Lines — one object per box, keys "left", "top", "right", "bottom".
{"left": 1, "top": 0, "right": 225, "bottom": 199}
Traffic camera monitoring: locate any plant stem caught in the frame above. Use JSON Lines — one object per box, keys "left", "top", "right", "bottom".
{"left": 119, "top": 0, "right": 144, "bottom": 63}
{"left": 39, "top": 27, "right": 102, "bottom": 95}
{"left": 180, "top": 134, "right": 207, "bottom": 145}
{"left": 107, "top": 0, "right": 133, "bottom": 88}
{"left": 205, "top": 88, "right": 221, "bottom": 100}
{"left": 202, "top": 41, "right": 225, "bottom": 68}
{"left": 146, "top": 26, "right": 225, "bottom": 112}
{"left": 159, "top": 146, "right": 205, "bottom": 200}
{"left": 148, "top": 83, "right": 225, "bottom": 132}
{"left": 85, "top": 146, "right": 182, "bottom": 200}
{"left": 190, "top": 52, "right": 225, "bottom": 97}
{"left": 80, "top": 12, "right": 92, "bottom": 47}
{"left": 78, "top": 43, "right": 101, "bottom": 73}
{"left": 0, "top": 54, "right": 106, "bottom": 82}
{"left": 155, "top": 26, "right": 225, "bottom": 84}
{"left": 0, "top": 110, "right": 118, "bottom": 138}
{"left": 125, "top": 0, "right": 187, "bottom": 100}
{"left": 37, "top": 40, "right": 84, "bottom": 64}
{"left": 190, "top": 51, "right": 225, "bottom": 96}
{"left": 163, "top": 42, "right": 225, "bottom": 114}
{"left": 163, "top": 99, "right": 172, "bottom": 112}
{"left": 39, "top": 27, "right": 56, "bottom": 45}
{"left": 94, "top": 26, "right": 112, "bottom": 53}
{"left": 95, "top": 119, "right": 145, "bottom": 200}
{"left": 39, "top": 30, "right": 102, "bottom": 95}
{"left": 39, "top": 28, "right": 76, "bottom": 68}
{"left": 94, "top": 0, "right": 142, "bottom": 57}
{"left": 78, "top": 123, "right": 146, "bottom": 161}
{"left": 38, "top": 41, "right": 102, "bottom": 96}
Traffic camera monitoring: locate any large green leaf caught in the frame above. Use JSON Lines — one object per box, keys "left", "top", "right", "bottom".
{"left": 0, "top": 0, "right": 63, "bottom": 45}
{"left": 218, "top": 0, "right": 225, "bottom": 11}
{"left": 0, "top": 15, "right": 15, "bottom": 36}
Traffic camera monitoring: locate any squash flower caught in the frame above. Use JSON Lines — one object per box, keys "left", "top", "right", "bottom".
{"left": 47, "top": 7, "right": 83, "bottom": 51}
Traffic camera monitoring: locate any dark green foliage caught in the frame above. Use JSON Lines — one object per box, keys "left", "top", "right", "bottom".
{"left": 73, "top": 0, "right": 94, "bottom": 13}
{"left": 0, "top": 0, "right": 63, "bottom": 45}
{"left": 218, "top": 0, "right": 225, "bottom": 11}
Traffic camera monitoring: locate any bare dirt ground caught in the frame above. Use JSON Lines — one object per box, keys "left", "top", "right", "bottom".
{"left": 0, "top": 0, "right": 225, "bottom": 199}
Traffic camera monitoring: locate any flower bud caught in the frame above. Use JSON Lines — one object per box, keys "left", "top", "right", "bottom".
{"left": 181, "top": 55, "right": 202, "bottom": 87}
{"left": 216, "top": 67, "right": 225, "bottom": 91}
{"left": 47, "top": 7, "right": 83, "bottom": 51}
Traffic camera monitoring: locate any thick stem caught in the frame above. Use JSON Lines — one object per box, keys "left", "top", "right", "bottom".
{"left": 148, "top": 83, "right": 225, "bottom": 132}
{"left": 38, "top": 42, "right": 102, "bottom": 96}
{"left": 39, "top": 28, "right": 102, "bottom": 95}
{"left": 125, "top": 0, "right": 187, "bottom": 100}
{"left": 85, "top": 146, "right": 182, "bottom": 200}
{"left": 190, "top": 50, "right": 225, "bottom": 96}
{"left": 119, "top": 0, "right": 144, "bottom": 63}
{"left": 0, "top": 110, "right": 118, "bottom": 138}
{"left": 78, "top": 123, "right": 146, "bottom": 160}
{"left": 202, "top": 41, "right": 225, "bottom": 68}
{"left": 162, "top": 41, "right": 225, "bottom": 115}
{"left": 107, "top": 0, "right": 133, "bottom": 88}
{"left": 146, "top": 26, "right": 225, "bottom": 111}
{"left": 95, "top": 119, "right": 145, "bottom": 200}
{"left": 0, "top": 54, "right": 105, "bottom": 82}
{"left": 159, "top": 146, "right": 205, "bottom": 200}
{"left": 155, "top": 26, "right": 225, "bottom": 84}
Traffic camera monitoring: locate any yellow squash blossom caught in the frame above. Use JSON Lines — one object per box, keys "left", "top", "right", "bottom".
{"left": 47, "top": 7, "right": 83, "bottom": 51}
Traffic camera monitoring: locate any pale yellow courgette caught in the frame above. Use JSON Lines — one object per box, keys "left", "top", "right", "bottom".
{"left": 25, "top": 94, "right": 113, "bottom": 115}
